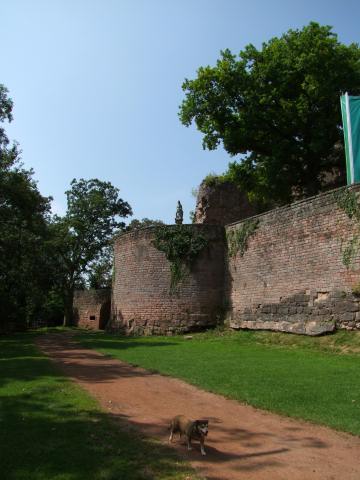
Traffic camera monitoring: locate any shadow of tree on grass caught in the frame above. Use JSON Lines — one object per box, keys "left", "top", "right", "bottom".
{"left": 0, "top": 334, "right": 199, "bottom": 480}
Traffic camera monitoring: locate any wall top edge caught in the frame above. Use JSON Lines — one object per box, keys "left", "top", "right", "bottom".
{"left": 225, "top": 183, "right": 360, "bottom": 229}
{"left": 112, "top": 224, "right": 224, "bottom": 243}
{"left": 74, "top": 288, "right": 111, "bottom": 296}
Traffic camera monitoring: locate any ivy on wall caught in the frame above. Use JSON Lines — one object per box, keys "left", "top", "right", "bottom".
{"left": 226, "top": 218, "right": 259, "bottom": 257}
{"left": 336, "top": 189, "right": 360, "bottom": 221}
{"left": 152, "top": 225, "right": 208, "bottom": 293}
{"left": 335, "top": 189, "right": 360, "bottom": 268}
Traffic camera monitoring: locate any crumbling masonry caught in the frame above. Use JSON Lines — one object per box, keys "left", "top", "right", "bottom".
{"left": 75, "top": 184, "right": 360, "bottom": 335}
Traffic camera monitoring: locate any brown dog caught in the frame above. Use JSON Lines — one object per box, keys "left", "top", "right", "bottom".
{"left": 169, "top": 415, "right": 209, "bottom": 455}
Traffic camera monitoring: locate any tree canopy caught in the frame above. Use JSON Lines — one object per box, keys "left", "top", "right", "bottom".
{"left": 179, "top": 22, "right": 360, "bottom": 205}
{"left": 0, "top": 84, "right": 133, "bottom": 329}
{"left": 50, "top": 178, "right": 132, "bottom": 325}
{"left": 0, "top": 85, "right": 54, "bottom": 330}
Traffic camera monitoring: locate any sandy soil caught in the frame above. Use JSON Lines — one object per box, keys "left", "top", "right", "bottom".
{"left": 36, "top": 333, "right": 360, "bottom": 480}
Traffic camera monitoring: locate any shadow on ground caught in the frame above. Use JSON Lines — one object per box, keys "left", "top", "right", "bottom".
{"left": 76, "top": 330, "right": 180, "bottom": 352}
{"left": 0, "top": 333, "right": 199, "bottom": 480}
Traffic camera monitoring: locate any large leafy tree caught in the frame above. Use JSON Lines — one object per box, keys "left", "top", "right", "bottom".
{"left": 50, "top": 178, "right": 132, "bottom": 326}
{"left": 179, "top": 22, "right": 360, "bottom": 205}
{"left": 0, "top": 85, "right": 53, "bottom": 330}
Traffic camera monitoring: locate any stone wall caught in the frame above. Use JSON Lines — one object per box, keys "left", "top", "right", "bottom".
{"left": 225, "top": 185, "right": 360, "bottom": 334}
{"left": 109, "top": 225, "right": 225, "bottom": 335}
{"left": 73, "top": 289, "right": 111, "bottom": 330}
{"left": 194, "top": 180, "right": 259, "bottom": 226}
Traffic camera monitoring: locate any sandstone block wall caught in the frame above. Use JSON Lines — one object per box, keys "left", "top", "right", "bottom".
{"left": 73, "top": 289, "right": 111, "bottom": 330}
{"left": 194, "top": 180, "right": 260, "bottom": 226}
{"left": 109, "top": 225, "right": 225, "bottom": 335}
{"left": 226, "top": 185, "right": 360, "bottom": 334}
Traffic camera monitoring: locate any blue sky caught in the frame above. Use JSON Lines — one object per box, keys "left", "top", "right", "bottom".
{"left": 2, "top": 0, "right": 360, "bottom": 223}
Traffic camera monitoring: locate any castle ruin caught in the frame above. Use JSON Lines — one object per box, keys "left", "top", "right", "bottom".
{"left": 74, "top": 183, "right": 360, "bottom": 335}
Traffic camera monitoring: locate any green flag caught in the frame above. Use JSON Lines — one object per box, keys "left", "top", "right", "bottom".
{"left": 340, "top": 93, "right": 360, "bottom": 184}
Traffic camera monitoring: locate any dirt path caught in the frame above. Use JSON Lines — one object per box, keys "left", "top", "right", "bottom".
{"left": 36, "top": 334, "right": 360, "bottom": 480}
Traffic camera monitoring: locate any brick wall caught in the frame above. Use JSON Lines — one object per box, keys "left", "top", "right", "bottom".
{"left": 109, "top": 225, "right": 225, "bottom": 335}
{"left": 225, "top": 185, "right": 360, "bottom": 334}
{"left": 73, "top": 289, "right": 111, "bottom": 330}
{"left": 194, "top": 180, "right": 260, "bottom": 225}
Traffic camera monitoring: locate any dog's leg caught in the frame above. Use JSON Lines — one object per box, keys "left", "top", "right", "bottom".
{"left": 200, "top": 437, "right": 206, "bottom": 456}
{"left": 169, "top": 427, "right": 174, "bottom": 443}
{"left": 186, "top": 436, "right": 192, "bottom": 451}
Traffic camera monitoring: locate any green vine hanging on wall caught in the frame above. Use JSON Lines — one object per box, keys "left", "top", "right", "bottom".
{"left": 335, "top": 189, "right": 360, "bottom": 268}
{"left": 152, "top": 225, "right": 208, "bottom": 293}
{"left": 335, "top": 189, "right": 360, "bottom": 221}
{"left": 226, "top": 218, "right": 259, "bottom": 257}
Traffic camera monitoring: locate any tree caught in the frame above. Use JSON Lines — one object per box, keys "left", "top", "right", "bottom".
{"left": 87, "top": 254, "right": 113, "bottom": 290}
{"left": 0, "top": 84, "right": 54, "bottom": 330}
{"left": 0, "top": 84, "right": 14, "bottom": 155}
{"left": 126, "top": 217, "right": 164, "bottom": 231}
{"left": 50, "top": 178, "right": 132, "bottom": 326}
{"left": 179, "top": 22, "right": 360, "bottom": 205}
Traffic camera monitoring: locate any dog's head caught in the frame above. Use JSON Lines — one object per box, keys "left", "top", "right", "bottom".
{"left": 195, "top": 420, "right": 209, "bottom": 437}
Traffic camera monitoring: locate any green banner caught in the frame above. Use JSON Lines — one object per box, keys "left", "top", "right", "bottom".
{"left": 340, "top": 93, "right": 360, "bottom": 184}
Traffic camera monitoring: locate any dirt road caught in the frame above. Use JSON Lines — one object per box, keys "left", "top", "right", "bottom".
{"left": 37, "top": 334, "right": 360, "bottom": 480}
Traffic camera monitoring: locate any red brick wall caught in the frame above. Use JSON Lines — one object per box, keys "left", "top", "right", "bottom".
{"left": 73, "top": 289, "right": 111, "bottom": 330}
{"left": 109, "top": 225, "right": 225, "bottom": 335}
{"left": 225, "top": 185, "right": 360, "bottom": 334}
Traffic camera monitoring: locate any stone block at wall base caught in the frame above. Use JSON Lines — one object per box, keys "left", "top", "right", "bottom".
{"left": 106, "top": 313, "right": 219, "bottom": 336}
{"left": 230, "top": 319, "right": 336, "bottom": 336}
{"left": 229, "top": 286, "right": 360, "bottom": 335}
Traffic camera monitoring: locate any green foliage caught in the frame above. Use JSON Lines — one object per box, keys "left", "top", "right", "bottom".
{"left": 0, "top": 84, "right": 56, "bottom": 330}
{"left": 226, "top": 219, "right": 259, "bottom": 257}
{"left": 351, "top": 283, "right": 360, "bottom": 296}
{"left": 126, "top": 217, "right": 164, "bottom": 231}
{"left": 335, "top": 189, "right": 360, "bottom": 220}
{"left": 152, "top": 225, "right": 208, "bottom": 292}
{"left": 0, "top": 86, "right": 132, "bottom": 329}
{"left": 203, "top": 173, "right": 227, "bottom": 188}
{"left": 37, "top": 289, "right": 64, "bottom": 325}
{"left": 50, "top": 178, "right": 132, "bottom": 325}
{"left": 341, "top": 236, "right": 359, "bottom": 268}
{"left": 78, "top": 329, "right": 360, "bottom": 436}
{"left": 202, "top": 165, "right": 270, "bottom": 211}
{"left": 0, "top": 334, "right": 200, "bottom": 480}
{"left": 0, "top": 84, "right": 14, "bottom": 156}
{"left": 87, "top": 253, "right": 113, "bottom": 289}
{"left": 335, "top": 189, "right": 360, "bottom": 268}
{"left": 180, "top": 22, "right": 360, "bottom": 205}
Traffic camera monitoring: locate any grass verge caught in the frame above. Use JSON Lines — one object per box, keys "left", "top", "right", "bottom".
{"left": 76, "top": 328, "right": 360, "bottom": 436}
{"left": 0, "top": 333, "right": 201, "bottom": 480}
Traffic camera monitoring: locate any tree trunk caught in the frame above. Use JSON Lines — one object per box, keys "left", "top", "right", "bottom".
{"left": 63, "top": 290, "right": 74, "bottom": 327}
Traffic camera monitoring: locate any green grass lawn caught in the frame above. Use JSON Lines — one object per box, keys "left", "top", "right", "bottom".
{"left": 77, "top": 328, "right": 360, "bottom": 436}
{"left": 0, "top": 333, "right": 201, "bottom": 480}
